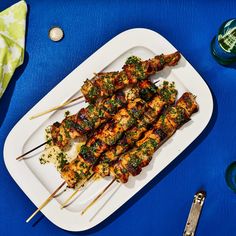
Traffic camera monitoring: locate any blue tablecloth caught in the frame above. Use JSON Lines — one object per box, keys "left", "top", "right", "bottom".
{"left": 1, "top": 1, "right": 236, "bottom": 235}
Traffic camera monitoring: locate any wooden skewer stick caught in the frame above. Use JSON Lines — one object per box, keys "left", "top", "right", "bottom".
{"left": 81, "top": 178, "right": 116, "bottom": 215}
{"left": 16, "top": 140, "right": 51, "bottom": 160}
{"left": 29, "top": 80, "right": 158, "bottom": 120}
{"left": 61, "top": 173, "right": 96, "bottom": 209}
{"left": 29, "top": 95, "right": 84, "bottom": 120}
{"left": 26, "top": 181, "right": 66, "bottom": 223}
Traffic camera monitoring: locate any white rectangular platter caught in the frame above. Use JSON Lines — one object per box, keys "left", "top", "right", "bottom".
{"left": 4, "top": 28, "right": 213, "bottom": 231}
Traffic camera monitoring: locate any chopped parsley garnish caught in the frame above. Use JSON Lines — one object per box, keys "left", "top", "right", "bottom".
{"left": 57, "top": 152, "right": 68, "bottom": 170}
{"left": 88, "top": 86, "right": 99, "bottom": 101}
{"left": 39, "top": 157, "right": 47, "bottom": 164}
{"left": 75, "top": 172, "right": 83, "bottom": 181}
{"left": 64, "top": 119, "right": 73, "bottom": 129}
{"left": 129, "top": 155, "right": 142, "bottom": 168}
{"left": 125, "top": 56, "right": 141, "bottom": 65}
{"left": 98, "top": 109, "right": 104, "bottom": 118}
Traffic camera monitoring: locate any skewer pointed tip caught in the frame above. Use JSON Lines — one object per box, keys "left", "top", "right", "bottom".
{"left": 16, "top": 155, "right": 23, "bottom": 161}
{"left": 61, "top": 173, "right": 95, "bottom": 209}
{"left": 29, "top": 95, "right": 84, "bottom": 120}
{"left": 25, "top": 181, "right": 66, "bottom": 223}
{"left": 81, "top": 178, "right": 116, "bottom": 215}
{"left": 16, "top": 140, "right": 51, "bottom": 160}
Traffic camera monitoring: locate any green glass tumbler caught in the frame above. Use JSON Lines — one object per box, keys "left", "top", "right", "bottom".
{"left": 211, "top": 19, "right": 236, "bottom": 65}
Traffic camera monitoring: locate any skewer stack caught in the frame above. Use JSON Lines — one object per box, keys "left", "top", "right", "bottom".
{"left": 60, "top": 80, "right": 177, "bottom": 188}
{"left": 50, "top": 80, "right": 158, "bottom": 149}
{"left": 49, "top": 52, "right": 181, "bottom": 149}
{"left": 80, "top": 92, "right": 198, "bottom": 214}
{"left": 15, "top": 51, "right": 199, "bottom": 222}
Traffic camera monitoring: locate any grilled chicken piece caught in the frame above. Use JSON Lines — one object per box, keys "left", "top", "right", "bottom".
{"left": 51, "top": 115, "right": 80, "bottom": 148}
{"left": 81, "top": 79, "right": 99, "bottom": 103}
{"left": 110, "top": 163, "right": 129, "bottom": 183}
{"left": 93, "top": 72, "right": 119, "bottom": 98}
{"left": 176, "top": 92, "right": 199, "bottom": 116}
{"left": 61, "top": 155, "right": 92, "bottom": 188}
{"left": 93, "top": 162, "right": 110, "bottom": 177}
{"left": 120, "top": 150, "right": 142, "bottom": 177}
{"left": 137, "top": 80, "right": 158, "bottom": 101}
{"left": 165, "top": 106, "right": 189, "bottom": 129}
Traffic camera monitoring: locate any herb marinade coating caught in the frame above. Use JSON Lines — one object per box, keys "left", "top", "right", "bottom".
{"left": 50, "top": 92, "right": 126, "bottom": 148}
{"left": 93, "top": 82, "right": 177, "bottom": 176}
{"left": 81, "top": 52, "right": 181, "bottom": 103}
{"left": 61, "top": 82, "right": 178, "bottom": 187}
{"left": 50, "top": 52, "right": 181, "bottom": 149}
{"left": 50, "top": 80, "right": 157, "bottom": 149}
{"left": 110, "top": 92, "right": 198, "bottom": 183}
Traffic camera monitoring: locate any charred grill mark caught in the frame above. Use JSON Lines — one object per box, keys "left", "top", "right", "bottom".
{"left": 154, "top": 128, "right": 167, "bottom": 142}
{"left": 80, "top": 146, "right": 97, "bottom": 165}
{"left": 53, "top": 122, "right": 60, "bottom": 128}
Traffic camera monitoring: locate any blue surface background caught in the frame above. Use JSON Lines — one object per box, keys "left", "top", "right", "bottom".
{"left": 0, "top": 0, "right": 236, "bottom": 235}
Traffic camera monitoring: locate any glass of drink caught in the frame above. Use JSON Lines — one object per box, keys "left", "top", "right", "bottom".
{"left": 211, "top": 19, "right": 236, "bottom": 65}
{"left": 225, "top": 162, "right": 236, "bottom": 192}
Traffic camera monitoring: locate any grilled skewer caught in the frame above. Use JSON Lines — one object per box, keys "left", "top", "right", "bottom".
{"left": 81, "top": 92, "right": 198, "bottom": 214}
{"left": 81, "top": 52, "right": 180, "bottom": 103}
{"left": 61, "top": 81, "right": 177, "bottom": 188}
{"left": 29, "top": 52, "right": 180, "bottom": 119}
